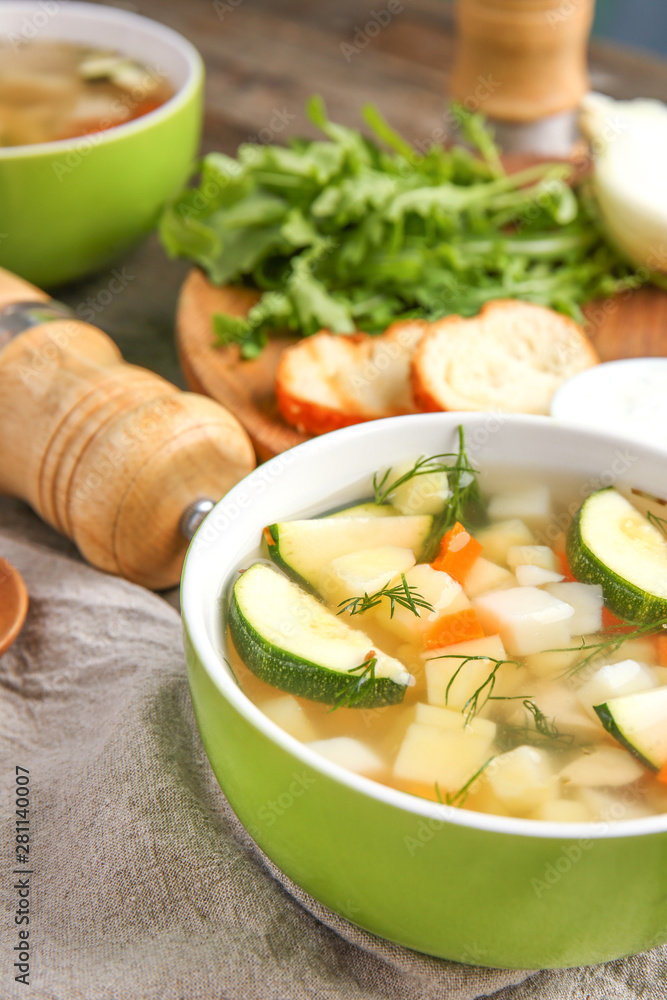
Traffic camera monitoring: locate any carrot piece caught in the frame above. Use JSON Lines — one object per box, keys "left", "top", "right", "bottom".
{"left": 601, "top": 605, "right": 633, "bottom": 631}
{"left": 430, "top": 522, "right": 482, "bottom": 584}
{"left": 263, "top": 526, "right": 276, "bottom": 547}
{"left": 657, "top": 635, "right": 667, "bottom": 668}
{"left": 658, "top": 760, "right": 667, "bottom": 786}
{"left": 555, "top": 550, "right": 577, "bottom": 582}
{"left": 424, "top": 608, "right": 485, "bottom": 650}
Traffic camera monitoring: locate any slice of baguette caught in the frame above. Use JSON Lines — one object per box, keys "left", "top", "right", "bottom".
{"left": 411, "top": 300, "right": 598, "bottom": 416}
{"left": 276, "top": 320, "right": 427, "bottom": 435}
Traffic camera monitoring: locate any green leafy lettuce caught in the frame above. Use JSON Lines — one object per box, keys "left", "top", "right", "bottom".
{"left": 160, "top": 96, "right": 650, "bottom": 358}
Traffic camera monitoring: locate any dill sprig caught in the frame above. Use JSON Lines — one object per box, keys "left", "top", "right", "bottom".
{"left": 435, "top": 755, "right": 496, "bottom": 808}
{"left": 337, "top": 573, "right": 433, "bottom": 619}
{"left": 486, "top": 695, "right": 561, "bottom": 738}
{"left": 372, "top": 427, "right": 484, "bottom": 562}
{"left": 330, "top": 655, "right": 378, "bottom": 710}
{"left": 521, "top": 698, "right": 559, "bottom": 738}
{"left": 372, "top": 452, "right": 462, "bottom": 507}
{"left": 423, "top": 426, "right": 485, "bottom": 562}
{"left": 427, "top": 652, "right": 576, "bottom": 746}
{"left": 490, "top": 696, "right": 574, "bottom": 751}
{"left": 560, "top": 618, "right": 667, "bottom": 678}
{"left": 223, "top": 656, "right": 243, "bottom": 690}
{"left": 426, "top": 653, "right": 521, "bottom": 724}
{"left": 498, "top": 721, "right": 577, "bottom": 752}
{"left": 647, "top": 510, "right": 667, "bottom": 539}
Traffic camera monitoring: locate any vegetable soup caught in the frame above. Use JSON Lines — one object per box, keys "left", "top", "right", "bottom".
{"left": 0, "top": 41, "right": 173, "bottom": 147}
{"left": 226, "top": 430, "right": 667, "bottom": 823}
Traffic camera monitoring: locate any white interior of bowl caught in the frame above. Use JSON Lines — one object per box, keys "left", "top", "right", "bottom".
{"left": 0, "top": 1, "right": 202, "bottom": 157}
{"left": 181, "top": 412, "right": 667, "bottom": 841}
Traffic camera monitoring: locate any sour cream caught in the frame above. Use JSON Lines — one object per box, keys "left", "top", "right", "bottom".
{"left": 550, "top": 358, "right": 667, "bottom": 450}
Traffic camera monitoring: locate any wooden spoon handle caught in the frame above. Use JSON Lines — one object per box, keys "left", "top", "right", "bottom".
{"left": 451, "top": 0, "right": 595, "bottom": 122}
{"left": 0, "top": 268, "right": 256, "bottom": 589}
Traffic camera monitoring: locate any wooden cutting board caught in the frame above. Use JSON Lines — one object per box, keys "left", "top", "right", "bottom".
{"left": 177, "top": 267, "right": 667, "bottom": 461}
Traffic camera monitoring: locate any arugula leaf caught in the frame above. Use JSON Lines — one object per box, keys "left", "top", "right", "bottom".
{"left": 361, "top": 103, "right": 416, "bottom": 162}
{"left": 160, "top": 96, "right": 651, "bottom": 351}
{"left": 450, "top": 102, "right": 504, "bottom": 177}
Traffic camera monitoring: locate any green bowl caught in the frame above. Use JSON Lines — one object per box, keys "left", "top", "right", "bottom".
{"left": 181, "top": 413, "right": 667, "bottom": 969}
{"left": 0, "top": 2, "right": 203, "bottom": 288}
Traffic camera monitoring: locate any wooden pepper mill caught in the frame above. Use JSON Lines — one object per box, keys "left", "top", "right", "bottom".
{"left": 450, "top": 0, "right": 595, "bottom": 153}
{"left": 0, "top": 267, "right": 256, "bottom": 589}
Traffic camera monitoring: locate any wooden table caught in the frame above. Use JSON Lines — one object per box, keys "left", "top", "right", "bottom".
{"left": 58, "top": 0, "right": 667, "bottom": 384}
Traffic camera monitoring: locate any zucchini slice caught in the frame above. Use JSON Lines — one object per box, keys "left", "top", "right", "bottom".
{"left": 327, "top": 503, "right": 398, "bottom": 518}
{"left": 594, "top": 687, "right": 667, "bottom": 772}
{"left": 566, "top": 488, "right": 667, "bottom": 622}
{"left": 229, "top": 563, "right": 412, "bottom": 707}
{"left": 266, "top": 514, "right": 432, "bottom": 591}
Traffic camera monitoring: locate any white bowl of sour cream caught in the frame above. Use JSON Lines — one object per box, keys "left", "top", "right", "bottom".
{"left": 550, "top": 357, "right": 667, "bottom": 451}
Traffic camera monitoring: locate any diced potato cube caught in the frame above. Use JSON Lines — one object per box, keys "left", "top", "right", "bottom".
{"left": 653, "top": 666, "right": 667, "bottom": 686}
{"left": 532, "top": 799, "right": 594, "bottom": 823}
{"left": 259, "top": 694, "right": 318, "bottom": 743}
{"left": 487, "top": 486, "right": 552, "bottom": 530}
{"left": 395, "top": 642, "right": 423, "bottom": 672}
{"left": 606, "top": 638, "right": 658, "bottom": 666}
{"left": 576, "top": 659, "right": 657, "bottom": 719}
{"left": 464, "top": 782, "right": 512, "bottom": 817}
{"left": 393, "top": 722, "right": 494, "bottom": 791}
{"left": 543, "top": 582, "right": 603, "bottom": 635}
{"left": 318, "top": 545, "right": 416, "bottom": 607}
{"left": 473, "top": 586, "right": 574, "bottom": 656}
{"left": 644, "top": 781, "right": 667, "bottom": 814}
{"left": 558, "top": 746, "right": 645, "bottom": 788}
{"left": 488, "top": 664, "right": 533, "bottom": 703}
{"left": 506, "top": 545, "right": 559, "bottom": 573}
{"left": 463, "top": 557, "right": 516, "bottom": 598}
{"left": 424, "top": 634, "right": 509, "bottom": 711}
{"left": 525, "top": 643, "right": 585, "bottom": 679}
{"left": 387, "top": 462, "right": 451, "bottom": 515}
{"left": 515, "top": 564, "right": 564, "bottom": 587}
{"left": 577, "top": 787, "right": 655, "bottom": 821}
{"left": 373, "top": 563, "right": 470, "bottom": 643}
{"left": 487, "top": 745, "right": 555, "bottom": 813}
{"left": 476, "top": 519, "right": 536, "bottom": 566}
{"left": 408, "top": 563, "right": 470, "bottom": 610}
{"left": 307, "top": 737, "right": 384, "bottom": 776}
{"left": 413, "top": 702, "right": 497, "bottom": 740}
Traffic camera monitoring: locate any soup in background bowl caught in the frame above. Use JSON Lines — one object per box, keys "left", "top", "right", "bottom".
{"left": 0, "top": 2, "right": 203, "bottom": 287}
{"left": 0, "top": 41, "right": 174, "bottom": 147}
{"left": 181, "top": 413, "right": 667, "bottom": 970}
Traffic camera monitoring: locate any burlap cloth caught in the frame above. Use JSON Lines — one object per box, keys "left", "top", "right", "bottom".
{"left": 1, "top": 498, "right": 666, "bottom": 1000}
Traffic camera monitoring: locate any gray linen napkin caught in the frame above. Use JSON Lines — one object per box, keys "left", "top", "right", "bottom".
{"left": 1, "top": 498, "right": 665, "bottom": 1000}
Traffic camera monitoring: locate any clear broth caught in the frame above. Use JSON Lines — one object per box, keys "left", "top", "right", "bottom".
{"left": 226, "top": 466, "right": 667, "bottom": 824}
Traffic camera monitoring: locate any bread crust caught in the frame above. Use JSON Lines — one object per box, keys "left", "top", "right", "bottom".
{"left": 276, "top": 301, "right": 598, "bottom": 434}
{"left": 411, "top": 300, "right": 598, "bottom": 416}
{"left": 276, "top": 321, "right": 427, "bottom": 435}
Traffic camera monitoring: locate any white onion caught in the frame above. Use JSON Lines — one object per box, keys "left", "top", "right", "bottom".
{"left": 579, "top": 92, "right": 667, "bottom": 273}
